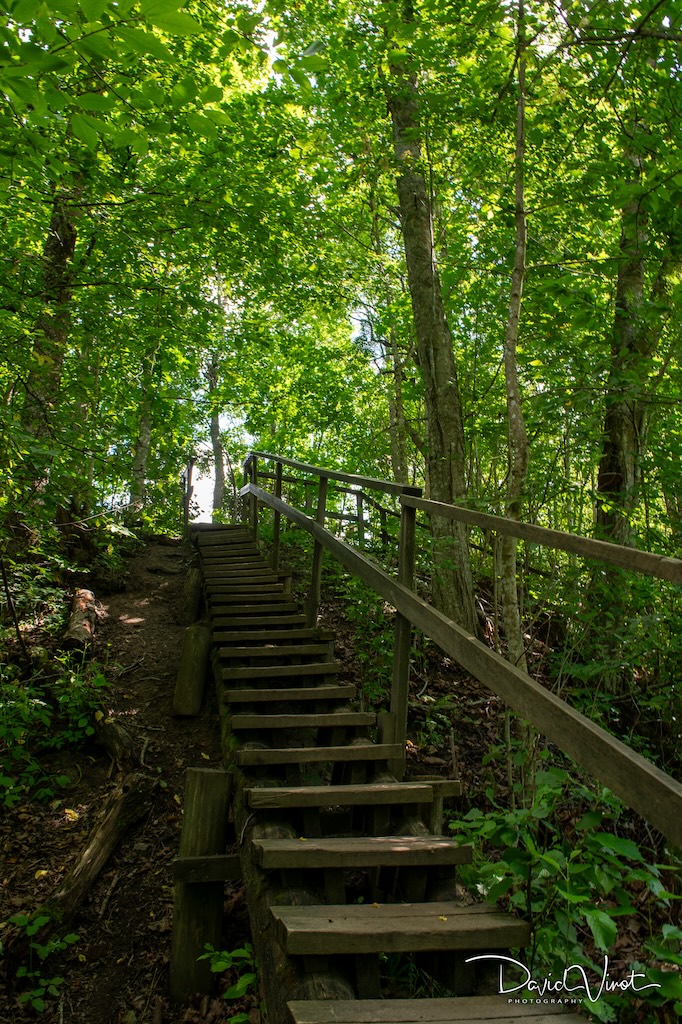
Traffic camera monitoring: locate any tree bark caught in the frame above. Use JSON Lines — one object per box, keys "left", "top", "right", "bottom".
{"left": 21, "top": 190, "right": 78, "bottom": 440}
{"left": 63, "top": 588, "right": 97, "bottom": 649}
{"left": 207, "top": 355, "right": 226, "bottom": 520}
{"left": 595, "top": 128, "right": 670, "bottom": 546}
{"left": 499, "top": 6, "right": 530, "bottom": 675}
{"left": 383, "top": 11, "right": 478, "bottom": 635}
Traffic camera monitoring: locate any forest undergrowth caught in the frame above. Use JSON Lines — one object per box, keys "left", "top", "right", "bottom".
{"left": 0, "top": 524, "right": 680, "bottom": 1023}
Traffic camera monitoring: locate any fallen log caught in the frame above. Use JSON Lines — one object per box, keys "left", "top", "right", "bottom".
{"left": 2, "top": 773, "right": 157, "bottom": 973}
{"left": 63, "top": 588, "right": 97, "bottom": 649}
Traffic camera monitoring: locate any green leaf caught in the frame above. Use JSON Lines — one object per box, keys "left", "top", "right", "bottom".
{"left": 593, "top": 833, "right": 643, "bottom": 862}
{"left": 116, "top": 27, "right": 173, "bottom": 62}
{"left": 80, "top": 0, "right": 109, "bottom": 19}
{"left": 186, "top": 112, "right": 217, "bottom": 139}
{"left": 70, "top": 112, "right": 98, "bottom": 149}
{"left": 145, "top": 10, "right": 202, "bottom": 35}
{"left": 584, "top": 907, "right": 617, "bottom": 951}
{"left": 74, "top": 92, "right": 115, "bottom": 112}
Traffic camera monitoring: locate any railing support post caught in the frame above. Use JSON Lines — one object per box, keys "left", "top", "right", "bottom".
{"left": 272, "top": 461, "right": 283, "bottom": 571}
{"left": 249, "top": 455, "right": 259, "bottom": 543}
{"left": 356, "top": 490, "right": 365, "bottom": 548}
{"left": 307, "top": 476, "right": 328, "bottom": 626}
{"left": 390, "top": 501, "right": 416, "bottom": 781}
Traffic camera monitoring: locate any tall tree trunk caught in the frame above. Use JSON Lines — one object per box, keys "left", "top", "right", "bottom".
{"left": 595, "top": 128, "right": 669, "bottom": 546}
{"left": 128, "top": 342, "right": 160, "bottom": 519}
{"left": 383, "top": 6, "right": 478, "bottom": 635}
{"left": 21, "top": 190, "right": 78, "bottom": 443}
{"left": 499, "top": 4, "right": 529, "bottom": 674}
{"left": 207, "top": 355, "right": 226, "bottom": 520}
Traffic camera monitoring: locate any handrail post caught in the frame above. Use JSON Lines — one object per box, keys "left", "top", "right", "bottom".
{"left": 272, "top": 461, "right": 283, "bottom": 571}
{"left": 249, "top": 455, "right": 259, "bottom": 543}
{"left": 356, "top": 491, "right": 365, "bottom": 548}
{"left": 390, "top": 500, "right": 416, "bottom": 781}
{"left": 307, "top": 475, "right": 328, "bottom": 626}
{"left": 241, "top": 457, "right": 250, "bottom": 525}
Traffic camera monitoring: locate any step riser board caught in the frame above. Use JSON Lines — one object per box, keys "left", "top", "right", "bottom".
{"left": 253, "top": 836, "right": 473, "bottom": 870}
{"left": 237, "top": 743, "right": 402, "bottom": 767}
{"left": 224, "top": 686, "right": 356, "bottom": 704}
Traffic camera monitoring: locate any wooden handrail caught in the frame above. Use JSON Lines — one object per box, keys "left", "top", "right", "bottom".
{"left": 242, "top": 480, "right": 682, "bottom": 847}
{"left": 401, "top": 495, "right": 682, "bottom": 585}
{"left": 246, "top": 450, "right": 423, "bottom": 499}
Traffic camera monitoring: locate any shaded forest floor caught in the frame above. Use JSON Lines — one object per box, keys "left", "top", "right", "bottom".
{"left": 0, "top": 533, "right": 499, "bottom": 1024}
{"left": 3, "top": 532, "right": 675, "bottom": 1023}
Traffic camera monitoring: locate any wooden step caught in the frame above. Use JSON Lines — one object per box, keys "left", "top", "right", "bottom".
{"left": 213, "top": 605, "right": 301, "bottom": 619}
{"left": 199, "top": 546, "right": 261, "bottom": 558}
{"left": 203, "top": 569, "right": 279, "bottom": 580}
{"left": 237, "top": 743, "right": 402, "bottom": 767}
{"left": 253, "top": 835, "right": 473, "bottom": 870}
{"left": 271, "top": 902, "right": 530, "bottom": 955}
{"left": 209, "top": 593, "right": 293, "bottom": 605}
{"left": 231, "top": 711, "right": 374, "bottom": 729}
{"left": 213, "top": 614, "right": 308, "bottom": 628}
{"left": 218, "top": 644, "right": 331, "bottom": 661}
{"left": 223, "top": 663, "right": 340, "bottom": 681}
{"left": 224, "top": 684, "right": 356, "bottom": 704}
{"left": 286, "top": 997, "right": 580, "bottom": 1022}
{"left": 201, "top": 555, "right": 264, "bottom": 564}
{"left": 246, "top": 782, "right": 435, "bottom": 810}
{"left": 206, "top": 583, "right": 285, "bottom": 594}
{"left": 214, "top": 629, "right": 333, "bottom": 644}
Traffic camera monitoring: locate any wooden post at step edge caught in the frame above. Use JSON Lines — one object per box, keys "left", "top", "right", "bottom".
{"left": 169, "top": 768, "right": 234, "bottom": 1002}
{"left": 173, "top": 625, "right": 212, "bottom": 716}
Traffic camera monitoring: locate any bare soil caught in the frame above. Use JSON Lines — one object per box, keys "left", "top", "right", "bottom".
{"left": 0, "top": 538, "right": 252, "bottom": 1024}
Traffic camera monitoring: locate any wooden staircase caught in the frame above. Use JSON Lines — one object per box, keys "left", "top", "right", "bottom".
{"left": 193, "top": 524, "right": 581, "bottom": 1023}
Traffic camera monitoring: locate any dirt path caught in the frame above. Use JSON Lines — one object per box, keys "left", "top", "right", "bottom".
{"left": 1, "top": 538, "right": 249, "bottom": 1024}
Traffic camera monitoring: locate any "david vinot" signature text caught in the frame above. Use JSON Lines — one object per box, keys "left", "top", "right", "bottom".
{"left": 465, "top": 954, "right": 662, "bottom": 1003}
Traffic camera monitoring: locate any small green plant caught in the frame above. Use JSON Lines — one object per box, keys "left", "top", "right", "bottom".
{"left": 198, "top": 942, "right": 259, "bottom": 1022}
{"left": 6, "top": 912, "right": 79, "bottom": 1012}
{"left": 0, "top": 662, "right": 110, "bottom": 807}
{"left": 449, "top": 765, "right": 682, "bottom": 1022}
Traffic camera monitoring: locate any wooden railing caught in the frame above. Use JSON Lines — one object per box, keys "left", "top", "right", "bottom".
{"left": 240, "top": 452, "right": 682, "bottom": 848}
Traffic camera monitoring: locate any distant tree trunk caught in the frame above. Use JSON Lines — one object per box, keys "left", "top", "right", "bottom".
{"left": 129, "top": 406, "right": 152, "bottom": 519}
{"left": 595, "top": 128, "right": 671, "bottom": 546}
{"left": 21, "top": 191, "right": 78, "bottom": 440}
{"left": 383, "top": 8, "right": 478, "bottom": 635}
{"left": 386, "top": 325, "right": 409, "bottom": 485}
{"left": 207, "top": 355, "right": 226, "bottom": 521}
{"left": 499, "top": 5, "right": 529, "bottom": 674}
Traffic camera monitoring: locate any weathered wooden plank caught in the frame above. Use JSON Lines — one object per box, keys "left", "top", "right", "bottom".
{"left": 224, "top": 685, "right": 356, "bottom": 704}
{"left": 223, "top": 662, "right": 340, "bottom": 681}
{"left": 173, "top": 625, "right": 212, "bottom": 716}
{"left": 246, "top": 783, "right": 435, "bottom": 810}
{"left": 286, "top": 998, "right": 579, "bottom": 1023}
{"left": 272, "top": 902, "right": 530, "bottom": 955}
{"left": 206, "top": 583, "right": 284, "bottom": 594}
{"left": 208, "top": 593, "right": 293, "bottom": 605}
{"left": 244, "top": 483, "right": 682, "bottom": 847}
{"left": 401, "top": 494, "right": 682, "bottom": 585}
{"left": 203, "top": 569, "right": 279, "bottom": 580}
{"left": 212, "top": 604, "right": 301, "bottom": 617}
{"left": 169, "top": 769, "right": 232, "bottom": 1002}
{"left": 215, "top": 628, "right": 334, "bottom": 644}
{"left": 246, "top": 450, "right": 423, "bottom": 499}
{"left": 253, "top": 835, "right": 473, "bottom": 870}
{"left": 218, "top": 644, "right": 331, "bottom": 660}
{"left": 237, "top": 743, "right": 402, "bottom": 767}
{"left": 231, "top": 712, "right": 375, "bottom": 729}
{"left": 213, "top": 614, "right": 308, "bottom": 628}
{"left": 172, "top": 854, "right": 241, "bottom": 883}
